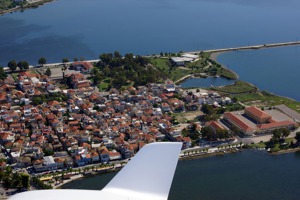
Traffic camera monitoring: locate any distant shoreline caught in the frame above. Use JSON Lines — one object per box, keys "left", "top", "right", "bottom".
{"left": 0, "top": 0, "right": 54, "bottom": 16}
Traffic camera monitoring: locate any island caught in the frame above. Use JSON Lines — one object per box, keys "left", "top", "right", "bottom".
{"left": 0, "top": 48, "right": 300, "bottom": 198}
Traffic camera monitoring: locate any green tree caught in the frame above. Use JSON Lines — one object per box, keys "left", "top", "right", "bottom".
{"left": 0, "top": 67, "right": 7, "bottom": 80}
{"left": 271, "top": 129, "right": 281, "bottom": 143}
{"left": 8, "top": 60, "right": 17, "bottom": 72}
{"left": 201, "top": 104, "right": 214, "bottom": 115}
{"left": 17, "top": 61, "right": 29, "bottom": 71}
{"left": 93, "top": 72, "right": 102, "bottom": 85}
{"left": 20, "top": 173, "right": 30, "bottom": 189}
{"left": 91, "top": 67, "right": 99, "bottom": 77}
{"left": 201, "top": 126, "right": 213, "bottom": 140}
{"left": 280, "top": 128, "right": 290, "bottom": 139}
{"left": 45, "top": 68, "right": 52, "bottom": 77}
{"left": 295, "top": 132, "right": 300, "bottom": 144}
{"left": 54, "top": 175, "right": 60, "bottom": 184}
{"left": 32, "top": 96, "right": 44, "bottom": 105}
{"left": 114, "top": 51, "right": 122, "bottom": 59}
{"left": 12, "top": 172, "right": 22, "bottom": 187}
{"left": 38, "top": 57, "right": 47, "bottom": 66}
{"left": 61, "top": 66, "right": 67, "bottom": 81}
{"left": 62, "top": 58, "right": 69, "bottom": 63}
{"left": 99, "top": 53, "right": 113, "bottom": 64}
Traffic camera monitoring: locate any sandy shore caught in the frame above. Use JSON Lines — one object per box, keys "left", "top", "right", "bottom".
{"left": 210, "top": 52, "right": 240, "bottom": 79}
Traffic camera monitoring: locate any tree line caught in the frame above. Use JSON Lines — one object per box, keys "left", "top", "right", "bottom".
{"left": 94, "top": 51, "right": 163, "bottom": 89}
{"left": 0, "top": 166, "right": 30, "bottom": 189}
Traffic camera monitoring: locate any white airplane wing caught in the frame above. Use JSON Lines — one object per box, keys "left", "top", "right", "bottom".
{"left": 9, "top": 142, "right": 182, "bottom": 200}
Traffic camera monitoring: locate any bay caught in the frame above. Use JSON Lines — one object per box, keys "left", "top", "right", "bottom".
{"left": 217, "top": 46, "right": 300, "bottom": 101}
{"left": 62, "top": 150, "right": 300, "bottom": 200}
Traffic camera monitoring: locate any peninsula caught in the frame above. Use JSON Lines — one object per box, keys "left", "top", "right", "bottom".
{"left": 0, "top": 44, "right": 300, "bottom": 199}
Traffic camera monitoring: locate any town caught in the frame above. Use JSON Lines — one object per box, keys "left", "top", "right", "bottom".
{"left": 0, "top": 54, "right": 299, "bottom": 196}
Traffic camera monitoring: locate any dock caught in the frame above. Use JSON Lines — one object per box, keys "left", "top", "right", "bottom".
{"left": 188, "top": 41, "right": 300, "bottom": 54}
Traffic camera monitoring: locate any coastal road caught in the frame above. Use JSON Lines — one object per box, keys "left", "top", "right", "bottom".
{"left": 236, "top": 127, "right": 300, "bottom": 144}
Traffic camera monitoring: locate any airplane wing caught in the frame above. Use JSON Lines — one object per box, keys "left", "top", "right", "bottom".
{"left": 8, "top": 142, "right": 182, "bottom": 200}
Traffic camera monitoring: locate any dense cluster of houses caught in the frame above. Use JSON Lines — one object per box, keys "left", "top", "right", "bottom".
{"left": 0, "top": 70, "right": 207, "bottom": 172}
{"left": 0, "top": 65, "right": 298, "bottom": 173}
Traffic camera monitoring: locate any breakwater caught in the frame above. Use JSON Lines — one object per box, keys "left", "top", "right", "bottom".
{"left": 188, "top": 41, "right": 300, "bottom": 54}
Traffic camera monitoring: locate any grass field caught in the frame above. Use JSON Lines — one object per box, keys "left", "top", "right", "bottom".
{"left": 173, "top": 110, "right": 204, "bottom": 123}
{"left": 98, "top": 78, "right": 111, "bottom": 91}
{"left": 150, "top": 54, "right": 237, "bottom": 82}
{"left": 11, "top": 73, "right": 18, "bottom": 81}
{"left": 150, "top": 58, "right": 170, "bottom": 72}
{"left": 170, "top": 68, "right": 191, "bottom": 81}
{"left": 211, "top": 80, "right": 256, "bottom": 93}
{"left": 150, "top": 58, "right": 191, "bottom": 81}
{"left": 231, "top": 91, "right": 300, "bottom": 112}
{"left": 217, "top": 68, "right": 237, "bottom": 79}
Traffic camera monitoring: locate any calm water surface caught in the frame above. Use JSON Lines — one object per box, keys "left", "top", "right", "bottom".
{"left": 217, "top": 47, "right": 300, "bottom": 101}
{"left": 181, "top": 77, "right": 235, "bottom": 88}
{"left": 62, "top": 151, "right": 300, "bottom": 200}
{"left": 1, "top": 0, "right": 300, "bottom": 65}
{"left": 1, "top": 0, "right": 300, "bottom": 100}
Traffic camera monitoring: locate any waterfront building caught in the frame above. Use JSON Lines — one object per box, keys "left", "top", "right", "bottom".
{"left": 224, "top": 107, "right": 298, "bottom": 135}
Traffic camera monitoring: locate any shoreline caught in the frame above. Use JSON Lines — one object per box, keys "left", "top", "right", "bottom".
{"left": 0, "top": 0, "right": 54, "bottom": 16}
{"left": 270, "top": 147, "right": 300, "bottom": 155}
{"left": 58, "top": 147, "right": 300, "bottom": 188}
{"left": 210, "top": 52, "right": 240, "bottom": 79}
{"left": 210, "top": 52, "right": 299, "bottom": 102}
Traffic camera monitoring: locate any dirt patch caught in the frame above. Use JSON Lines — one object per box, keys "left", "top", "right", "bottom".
{"left": 174, "top": 111, "right": 204, "bottom": 122}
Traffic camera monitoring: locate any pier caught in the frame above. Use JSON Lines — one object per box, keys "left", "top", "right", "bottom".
{"left": 188, "top": 41, "right": 300, "bottom": 54}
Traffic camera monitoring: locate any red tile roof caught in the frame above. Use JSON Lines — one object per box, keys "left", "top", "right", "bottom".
{"left": 224, "top": 112, "right": 254, "bottom": 132}
{"left": 245, "top": 106, "right": 271, "bottom": 120}
{"left": 206, "top": 121, "right": 225, "bottom": 130}
{"left": 257, "top": 121, "right": 297, "bottom": 130}
{"left": 73, "top": 62, "right": 93, "bottom": 70}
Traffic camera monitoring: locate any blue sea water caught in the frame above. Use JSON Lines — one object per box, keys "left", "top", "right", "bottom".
{"left": 1, "top": 0, "right": 300, "bottom": 100}
{"left": 1, "top": 0, "right": 300, "bottom": 65}
{"left": 217, "top": 47, "right": 300, "bottom": 101}
{"left": 62, "top": 151, "right": 300, "bottom": 200}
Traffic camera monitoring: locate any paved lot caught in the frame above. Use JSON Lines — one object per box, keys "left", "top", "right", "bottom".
{"left": 237, "top": 127, "right": 300, "bottom": 144}
{"left": 37, "top": 66, "right": 88, "bottom": 79}
{"left": 265, "top": 109, "right": 293, "bottom": 122}
{"left": 275, "top": 105, "right": 300, "bottom": 123}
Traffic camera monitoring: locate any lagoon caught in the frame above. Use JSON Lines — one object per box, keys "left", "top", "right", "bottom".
{"left": 181, "top": 77, "right": 235, "bottom": 88}
{"left": 62, "top": 150, "right": 300, "bottom": 200}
